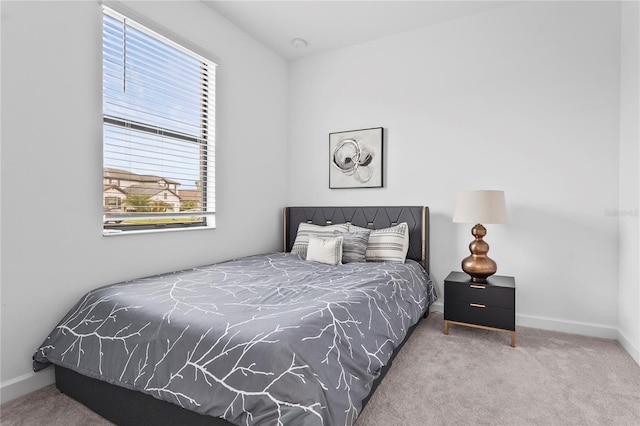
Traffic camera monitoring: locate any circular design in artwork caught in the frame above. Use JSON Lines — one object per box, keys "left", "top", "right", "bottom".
{"left": 332, "top": 139, "right": 360, "bottom": 175}
{"left": 332, "top": 138, "right": 374, "bottom": 183}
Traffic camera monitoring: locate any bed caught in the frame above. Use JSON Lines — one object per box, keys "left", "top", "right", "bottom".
{"left": 33, "top": 206, "right": 435, "bottom": 426}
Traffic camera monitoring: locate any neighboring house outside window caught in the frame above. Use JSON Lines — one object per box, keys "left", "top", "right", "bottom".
{"left": 103, "top": 168, "right": 181, "bottom": 213}
{"left": 102, "top": 7, "right": 216, "bottom": 234}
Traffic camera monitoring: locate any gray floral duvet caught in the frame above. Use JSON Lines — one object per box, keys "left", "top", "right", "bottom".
{"left": 34, "top": 253, "right": 435, "bottom": 426}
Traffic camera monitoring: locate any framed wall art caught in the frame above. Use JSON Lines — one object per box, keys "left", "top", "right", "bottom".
{"left": 329, "top": 127, "right": 383, "bottom": 189}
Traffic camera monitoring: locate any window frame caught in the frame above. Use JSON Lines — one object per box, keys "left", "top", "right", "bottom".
{"left": 101, "top": 6, "right": 217, "bottom": 235}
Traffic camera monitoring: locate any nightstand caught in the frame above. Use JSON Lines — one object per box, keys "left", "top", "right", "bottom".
{"left": 443, "top": 271, "right": 516, "bottom": 347}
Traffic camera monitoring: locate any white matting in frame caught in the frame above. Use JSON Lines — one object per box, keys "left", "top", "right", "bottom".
{"left": 329, "top": 127, "right": 383, "bottom": 189}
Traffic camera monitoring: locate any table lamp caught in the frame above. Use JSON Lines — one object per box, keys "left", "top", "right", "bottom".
{"left": 453, "top": 190, "right": 507, "bottom": 282}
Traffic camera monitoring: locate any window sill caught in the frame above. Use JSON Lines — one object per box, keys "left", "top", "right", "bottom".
{"left": 103, "top": 223, "right": 216, "bottom": 237}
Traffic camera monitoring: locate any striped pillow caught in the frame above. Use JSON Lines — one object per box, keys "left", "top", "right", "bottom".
{"left": 352, "top": 222, "right": 409, "bottom": 263}
{"left": 336, "top": 229, "right": 371, "bottom": 263}
{"left": 291, "top": 223, "right": 349, "bottom": 259}
{"left": 306, "top": 235, "right": 343, "bottom": 265}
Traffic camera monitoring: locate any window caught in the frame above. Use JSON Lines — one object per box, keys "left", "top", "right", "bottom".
{"left": 102, "top": 7, "right": 216, "bottom": 234}
{"left": 105, "top": 197, "right": 120, "bottom": 207}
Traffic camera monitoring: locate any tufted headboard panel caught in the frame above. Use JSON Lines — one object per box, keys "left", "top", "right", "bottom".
{"left": 283, "top": 206, "right": 429, "bottom": 273}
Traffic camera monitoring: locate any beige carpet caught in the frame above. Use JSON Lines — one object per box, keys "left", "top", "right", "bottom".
{"left": 2, "top": 312, "right": 639, "bottom": 425}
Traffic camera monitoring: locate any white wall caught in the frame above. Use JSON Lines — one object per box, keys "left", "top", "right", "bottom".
{"left": 288, "top": 2, "right": 623, "bottom": 337}
{"left": 0, "top": 0, "right": 288, "bottom": 402}
{"left": 618, "top": 0, "right": 640, "bottom": 364}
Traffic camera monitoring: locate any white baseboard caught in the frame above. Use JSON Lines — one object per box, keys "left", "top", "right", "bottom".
{"left": 0, "top": 368, "right": 54, "bottom": 405}
{"left": 431, "top": 303, "right": 618, "bottom": 339}
{"left": 429, "top": 300, "right": 444, "bottom": 313}
{"left": 516, "top": 313, "right": 619, "bottom": 339}
{"left": 617, "top": 329, "right": 640, "bottom": 365}
{"left": 429, "top": 303, "right": 639, "bottom": 365}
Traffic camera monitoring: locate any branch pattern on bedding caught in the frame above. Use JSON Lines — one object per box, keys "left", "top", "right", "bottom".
{"left": 34, "top": 253, "right": 435, "bottom": 426}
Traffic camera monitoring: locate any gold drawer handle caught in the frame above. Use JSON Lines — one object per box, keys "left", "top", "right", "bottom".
{"left": 470, "top": 303, "right": 486, "bottom": 308}
{"left": 470, "top": 285, "right": 485, "bottom": 289}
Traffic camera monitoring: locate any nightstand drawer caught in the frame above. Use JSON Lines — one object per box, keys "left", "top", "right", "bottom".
{"left": 444, "top": 300, "right": 515, "bottom": 331}
{"left": 444, "top": 281, "right": 514, "bottom": 309}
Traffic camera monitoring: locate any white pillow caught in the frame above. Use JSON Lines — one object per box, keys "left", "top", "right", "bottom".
{"left": 306, "top": 235, "right": 344, "bottom": 265}
{"left": 291, "top": 222, "right": 349, "bottom": 258}
{"left": 352, "top": 222, "right": 409, "bottom": 263}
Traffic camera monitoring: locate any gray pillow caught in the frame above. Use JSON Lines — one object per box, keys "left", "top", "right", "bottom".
{"left": 336, "top": 229, "right": 371, "bottom": 263}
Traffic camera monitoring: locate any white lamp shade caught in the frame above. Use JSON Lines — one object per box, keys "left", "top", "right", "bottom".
{"left": 453, "top": 190, "right": 507, "bottom": 224}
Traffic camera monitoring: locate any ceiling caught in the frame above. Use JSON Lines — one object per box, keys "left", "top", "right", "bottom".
{"left": 203, "top": 1, "right": 513, "bottom": 61}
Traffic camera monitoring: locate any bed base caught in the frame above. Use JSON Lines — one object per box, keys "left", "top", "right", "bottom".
{"left": 55, "top": 365, "right": 228, "bottom": 425}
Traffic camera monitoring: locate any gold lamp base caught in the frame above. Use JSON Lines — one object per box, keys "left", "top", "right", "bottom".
{"left": 461, "top": 223, "right": 497, "bottom": 283}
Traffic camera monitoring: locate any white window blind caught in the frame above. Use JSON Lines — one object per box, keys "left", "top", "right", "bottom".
{"left": 102, "top": 7, "right": 216, "bottom": 233}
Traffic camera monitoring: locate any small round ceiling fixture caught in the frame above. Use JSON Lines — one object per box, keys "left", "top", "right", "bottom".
{"left": 292, "top": 38, "right": 308, "bottom": 48}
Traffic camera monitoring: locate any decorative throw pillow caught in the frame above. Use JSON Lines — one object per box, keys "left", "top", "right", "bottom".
{"left": 336, "top": 229, "right": 371, "bottom": 263}
{"left": 291, "top": 223, "right": 349, "bottom": 259}
{"left": 352, "top": 222, "right": 410, "bottom": 263}
{"left": 306, "top": 235, "right": 343, "bottom": 265}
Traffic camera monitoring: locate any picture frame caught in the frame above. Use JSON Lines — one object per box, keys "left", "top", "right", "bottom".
{"left": 329, "top": 127, "right": 383, "bottom": 189}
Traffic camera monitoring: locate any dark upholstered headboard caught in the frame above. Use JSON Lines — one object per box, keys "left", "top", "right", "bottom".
{"left": 283, "top": 206, "right": 429, "bottom": 273}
